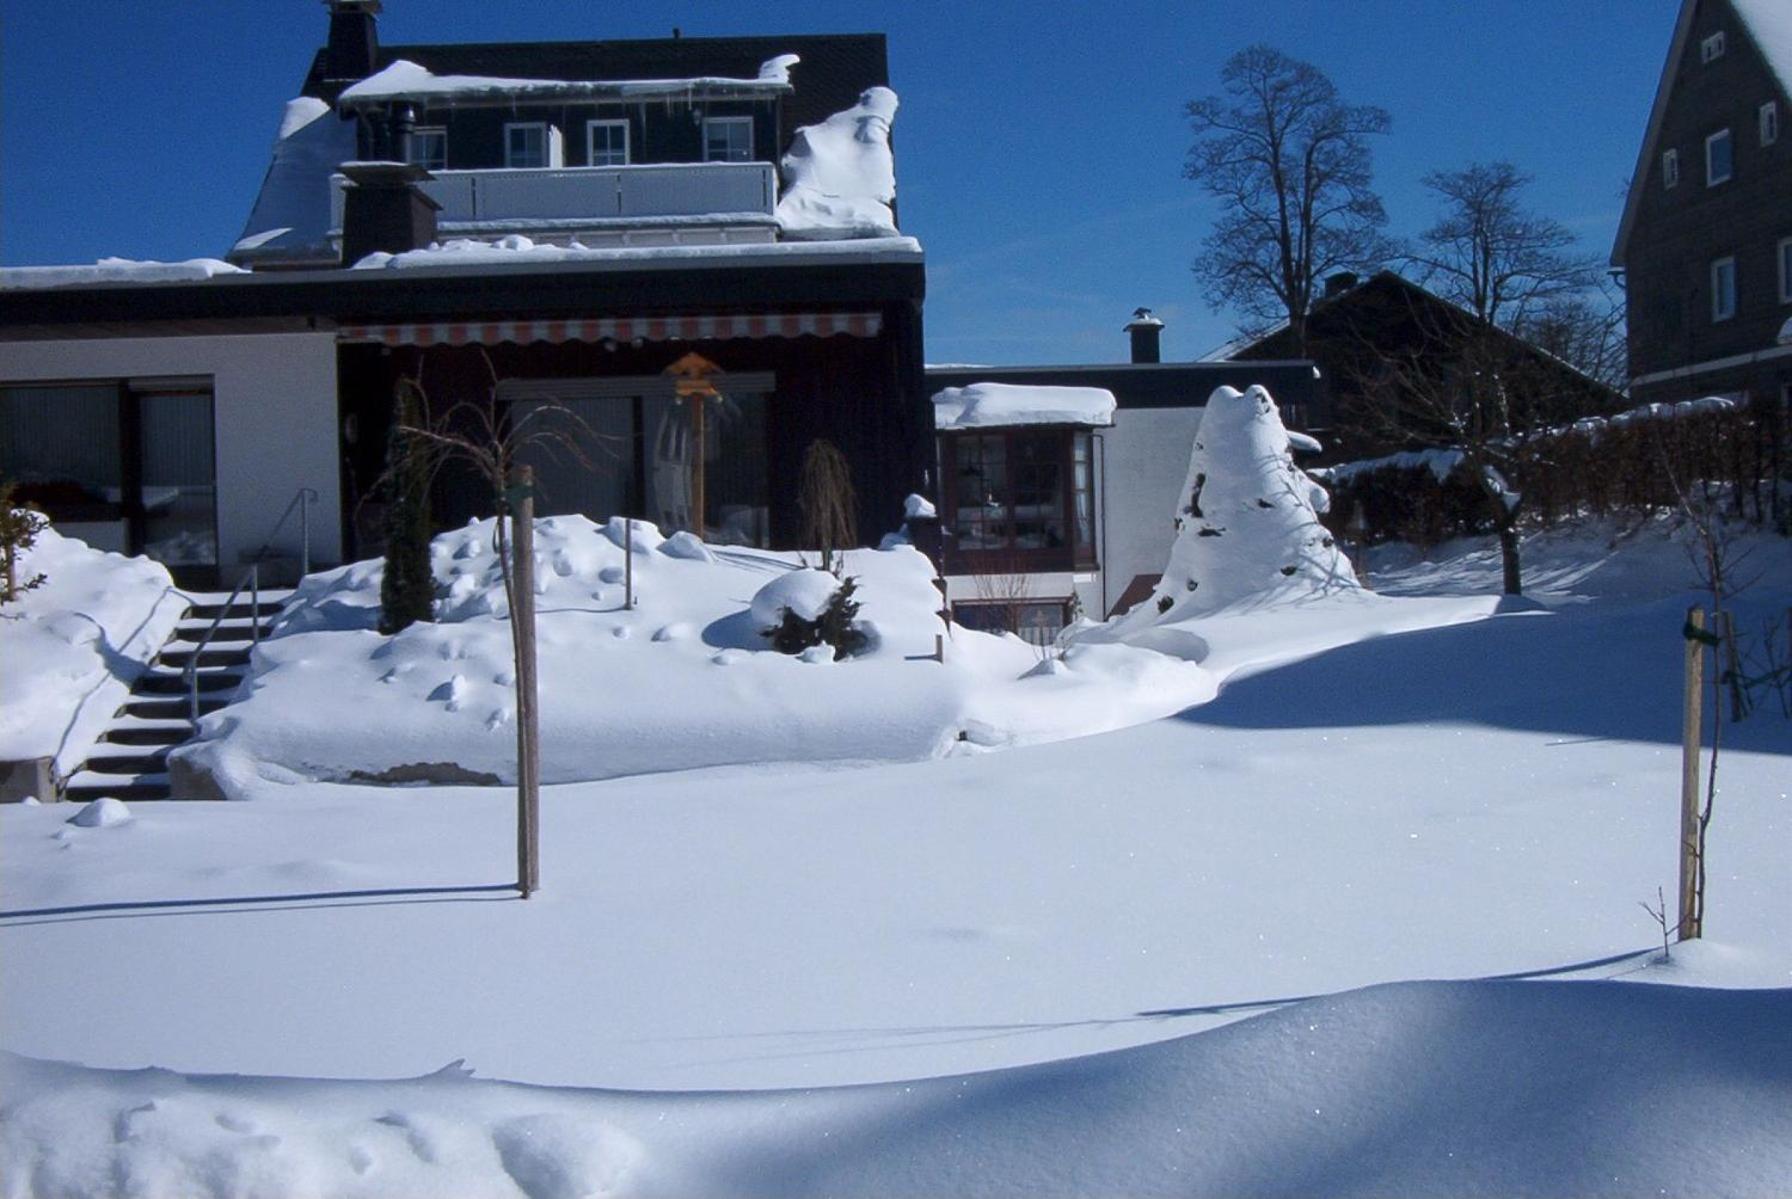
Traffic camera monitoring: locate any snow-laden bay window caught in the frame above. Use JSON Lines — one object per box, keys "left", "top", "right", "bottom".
{"left": 944, "top": 428, "right": 1095, "bottom": 569}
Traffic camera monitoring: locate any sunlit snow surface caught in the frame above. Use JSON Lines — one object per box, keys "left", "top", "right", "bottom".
{"left": 4, "top": 517, "right": 1789, "bottom": 1196}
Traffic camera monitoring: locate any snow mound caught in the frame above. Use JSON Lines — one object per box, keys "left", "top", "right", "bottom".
{"left": 932, "top": 382, "right": 1116, "bottom": 430}
{"left": 0, "top": 521, "right": 184, "bottom": 771}
{"left": 232, "top": 94, "right": 358, "bottom": 263}
{"left": 750, "top": 568, "right": 840, "bottom": 628}
{"left": 170, "top": 517, "right": 1009, "bottom": 794}
{"left": 66, "top": 796, "right": 130, "bottom": 828}
{"left": 4, "top": 980, "right": 1787, "bottom": 1196}
{"left": 1109, "top": 385, "right": 1357, "bottom": 629}
{"left": 776, "top": 87, "right": 900, "bottom": 240}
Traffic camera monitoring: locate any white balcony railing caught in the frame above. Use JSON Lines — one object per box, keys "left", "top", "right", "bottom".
{"left": 330, "top": 161, "right": 777, "bottom": 235}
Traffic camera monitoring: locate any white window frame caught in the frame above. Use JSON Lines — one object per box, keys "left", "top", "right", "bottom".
{"left": 1711, "top": 255, "right": 1737, "bottom": 322}
{"left": 1779, "top": 236, "right": 1792, "bottom": 304}
{"left": 407, "top": 126, "right": 447, "bottom": 171}
{"left": 1662, "top": 147, "right": 1680, "bottom": 188}
{"left": 1762, "top": 101, "right": 1780, "bottom": 147}
{"left": 1705, "top": 128, "right": 1733, "bottom": 185}
{"left": 585, "top": 118, "right": 630, "bottom": 167}
{"left": 702, "top": 116, "right": 754, "bottom": 163}
{"left": 504, "top": 121, "right": 551, "bottom": 169}
{"left": 1701, "top": 30, "right": 1726, "bottom": 62}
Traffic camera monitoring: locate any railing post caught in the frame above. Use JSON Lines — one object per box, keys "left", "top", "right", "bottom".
{"left": 251, "top": 565, "right": 261, "bottom": 647}
{"left": 300, "top": 491, "right": 311, "bottom": 579}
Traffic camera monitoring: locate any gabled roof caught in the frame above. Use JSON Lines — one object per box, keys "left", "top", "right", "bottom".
{"left": 1611, "top": 0, "right": 1792, "bottom": 267}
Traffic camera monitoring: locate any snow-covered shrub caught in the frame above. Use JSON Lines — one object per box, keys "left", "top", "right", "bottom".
{"left": 1, "top": 481, "right": 49, "bottom": 604}
{"left": 751, "top": 568, "right": 868, "bottom": 659}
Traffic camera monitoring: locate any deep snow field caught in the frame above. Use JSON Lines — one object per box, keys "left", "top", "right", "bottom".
{"left": 4, "top": 514, "right": 1790, "bottom": 1197}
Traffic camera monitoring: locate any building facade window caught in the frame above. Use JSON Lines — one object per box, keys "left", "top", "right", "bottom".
{"left": 1779, "top": 237, "right": 1792, "bottom": 304}
{"left": 1662, "top": 147, "right": 1680, "bottom": 188}
{"left": 702, "top": 116, "right": 754, "bottom": 163}
{"left": 586, "top": 119, "right": 629, "bottom": 167}
{"left": 407, "top": 127, "right": 447, "bottom": 171}
{"left": 942, "top": 428, "right": 1096, "bottom": 571}
{"left": 1711, "top": 255, "right": 1737, "bottom": 322}
{"left": 1762, "top": 101, "right": 1780, "bottom": 146}
{"left": 504, "top": 122, "right": 551, "bottom": 169}
{"left": 1706, "top": 128, "right": 1733, "bottom": 185}
{"left": 1701, "top": 30, "right": 1726, "bottom": 62}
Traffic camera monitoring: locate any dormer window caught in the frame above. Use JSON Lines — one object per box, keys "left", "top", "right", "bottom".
{"left": 1706, "top": 128, "right": 1733, "bottom": 185}
{"left": 1662, "top": 147, "right": 1680, "bottom": 188}
{"left": 1701, "top": 31, "right": 1726, "bottom": 62}
{"left": 703, "top": 116, "right": 753, "bottom": 163}
{"left": 407, "top": 126, "right": 447, "bottom": 172}
{"left": 505, "top": 122, "right": 555, "bottom": 169}
{"left": 1762, "top": 101, "right": 1780, "bottom": 147}
{"left": 586, "top": 119, "right": 629, "bottom": 167}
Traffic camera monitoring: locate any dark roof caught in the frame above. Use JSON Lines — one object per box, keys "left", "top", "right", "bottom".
{"left": 306, "top": 33, "right": 888, "bottom": 144}
{"left": 924, "top": 361, "right": 1320, "bottom": 411}
{"left": 0, "top": 254, "right": 923, "bottom": 334}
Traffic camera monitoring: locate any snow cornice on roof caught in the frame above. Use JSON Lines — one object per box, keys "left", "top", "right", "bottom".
{"left": 337, "top": 57, "right": 795, "bottom": 110}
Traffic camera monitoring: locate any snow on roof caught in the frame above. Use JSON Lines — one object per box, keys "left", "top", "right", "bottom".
{"left": 1734, "top": 0, "right": 1792, "bottom": 91}
{"left": 775, "top": 87, "right": 900, "bottom": 241}
{"left": 932, "top": 382, "right": 1116, "bottom": 430}
{"left": 0, "top": 258, "right": 247, "bottom": 291}
{"left": 231, "top": 96, "right": 358, "bottom": 264}
{"left": 350, "top": 232, "right": 922, "bottom": 271}
{"left": 338, "top": 58, "right": 794, "bottom": 108}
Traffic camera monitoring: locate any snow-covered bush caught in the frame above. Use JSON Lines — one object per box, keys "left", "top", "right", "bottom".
{"left": 1115, "top": 384, "right": 1357, "bottom": 628}
{"left": 751, "top": 568, "right": 868, "bottom": 659}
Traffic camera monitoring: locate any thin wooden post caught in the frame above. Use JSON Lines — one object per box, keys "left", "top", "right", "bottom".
{"left": 689, "top": 396, "right": 707, "bottom": 540}
{"left": 514, "top": 466, "right": 542, "bottom": 898}
{"left": 1678, "top": 604, "right": 1705, "bottom": 941}
{"left": 624, "top": 517, "right": 634, "bottom": 610}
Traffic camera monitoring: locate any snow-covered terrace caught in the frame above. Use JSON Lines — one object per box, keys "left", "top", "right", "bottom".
{"left": 336, "top": 57, "right": 796, "bottom": 109}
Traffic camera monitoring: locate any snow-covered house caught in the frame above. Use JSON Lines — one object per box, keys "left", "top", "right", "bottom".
{"left": 1612, "top": 0, "right": 1792, "bottom": 412}
{"left": 924, "top": 314, "right": 1321, "bottom": 631}
{"left": 0, "top": 3, "right": 925, "bottom": 584}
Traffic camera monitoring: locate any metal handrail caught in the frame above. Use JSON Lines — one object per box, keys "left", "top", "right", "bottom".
{"left": 184, "top": 487, "right": 317, "bottom": 725}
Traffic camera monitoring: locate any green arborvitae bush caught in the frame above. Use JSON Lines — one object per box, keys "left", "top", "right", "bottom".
{"left": 0, "top": 480, "right": 49, "bottom": 605}
{"left": 765, "top": 575, "right": 869, "bottom": 660}
{"left": 379, "top": 379, "right": 437, "bottom": 634}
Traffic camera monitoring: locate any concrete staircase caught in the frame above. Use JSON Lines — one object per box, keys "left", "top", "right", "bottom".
{"left": 61, "top": 590, "right": 293, "bottom": 804}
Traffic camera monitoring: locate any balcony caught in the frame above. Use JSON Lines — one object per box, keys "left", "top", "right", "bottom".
{"left": 331, "top": 161, "right": 779, "bottom": 248}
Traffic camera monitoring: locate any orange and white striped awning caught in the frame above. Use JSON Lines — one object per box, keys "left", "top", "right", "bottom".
{"left": 338, "top": 311, "right": 881, "bottom": 347}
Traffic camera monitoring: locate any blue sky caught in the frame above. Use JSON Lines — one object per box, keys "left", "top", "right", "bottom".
{"left": 1, "top": 1, "right": 1678, "bottom": 364}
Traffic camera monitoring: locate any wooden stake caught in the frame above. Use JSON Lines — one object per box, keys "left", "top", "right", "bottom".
{"left": 514, "top": 466, "right": 542, "bottom": 898}
{"left": 1678, "top": 604, "right": 1705, "bottom": 941}
{"left": 689, "top": 396, "right": 706, "bottom": 540}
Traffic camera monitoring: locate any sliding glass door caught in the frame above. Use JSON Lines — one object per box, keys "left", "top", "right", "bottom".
{"left": 0, "top": 380, "right": 217, "bottom": 576}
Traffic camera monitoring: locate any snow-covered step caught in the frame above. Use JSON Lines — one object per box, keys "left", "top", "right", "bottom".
{"left": 63, "top": 769, "right": 171, "bottom": 801}
{"left": 123, "top": 696, "right": 231, "bottom": 721}
{"left": 76, "top": 745, "right": 172, "bottom": 775}
{"left": 100, "top": 718, "right": 195, "bottom": 747}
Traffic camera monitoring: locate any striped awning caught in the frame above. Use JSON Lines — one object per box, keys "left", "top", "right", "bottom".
{"left": 338, "top": 311, "right": 881, "bottom": 347}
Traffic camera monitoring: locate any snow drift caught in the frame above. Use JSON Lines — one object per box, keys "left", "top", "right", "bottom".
{"left": 0, "top": 521, "right": 184, "bottom": 776}
{"left": 776, "top": 88, "right": 900, "bottom": 239}
{"left": 5, "top": 979, "right": 1788, "bottom": 1198}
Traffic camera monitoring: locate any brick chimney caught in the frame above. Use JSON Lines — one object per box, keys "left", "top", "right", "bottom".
{"left": 1125, "top": 307, "right": 1164, "bottom": 364}
{"left": 339, "top": 162, "right": 439, "bottom": 266}
{"left": 323, "top": 0, "right": 382, "bottom": 84}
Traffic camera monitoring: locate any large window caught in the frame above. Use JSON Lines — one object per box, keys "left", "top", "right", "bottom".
{"left": 586, "top": 119, "right": 630, "bottom": 167}
{"left": 504, "top": 122, "right": 551, "bottom": 169}
{"left": 407, "top": 126, "right": 447, "bottom": 171}
{"left": 1711, "top": 255, "right": 1737, "bottom": 322}
{"left": 1706, "top": 128, "right": 1733, "bottom": 185}
{"left": 703, "top": 116, "right": 753, "bottom": 163}
{"left": 0, "top": 381, "right": 216, "bottom": 573}
{"left": 944, "top": 428, "right": 1095, "bottom": 569}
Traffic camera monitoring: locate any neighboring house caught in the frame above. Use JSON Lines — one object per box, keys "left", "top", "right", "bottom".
{"left": 1612, "top": 0, "right": 1792, "bottom": 410}
{"left": 0, "top": 2, "right": 923, "bottom": 586}
{"left": 925, "top": 313, "right": 1321, "bottom": 629}
{"left": 1210, "top": 271, "right": 1621, "bottom": 461}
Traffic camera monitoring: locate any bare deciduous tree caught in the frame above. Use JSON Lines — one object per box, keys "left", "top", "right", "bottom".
{"left": 1408, "top": 161, "right": 1599, "bottom": 331}
{"left": 1510, "top": 276, "right": 1628, "bottom": 393}
{"left": 1185, "top": 45, "right": 1392, "bottom": 353}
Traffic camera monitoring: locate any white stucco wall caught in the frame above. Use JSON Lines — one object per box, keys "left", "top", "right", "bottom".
{"left": 0, "top": 331, "right": 341, "bottom": 570}
{"left": 1095, "top": 407, "right": 1203, "bottom": 617}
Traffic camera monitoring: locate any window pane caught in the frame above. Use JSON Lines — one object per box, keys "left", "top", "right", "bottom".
{"left": 589, "top": 121, "right": 628, "bottom": 167}
{"left": 1010, "top": 434, "right": 1065, "bottom": 550}
{"left": 512, "top": 397, "right": 633, "bottom": 522}
{"left": 408, "top": 129, "right": 446, "bottom": 171}
{"left": 1707, "top": 130, "right": 1732, "bottom": 183}
{"left": 506, "top": 125, "right": 546, "bottom": 169}
{"left": 704, "top": 119, "right": 752, "bottom": 163}
{"left": 139, "top": 389, "right": 217, "bottom": 567}
{"left": 0, "top": 385, "right": 126, "bottom": 552}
